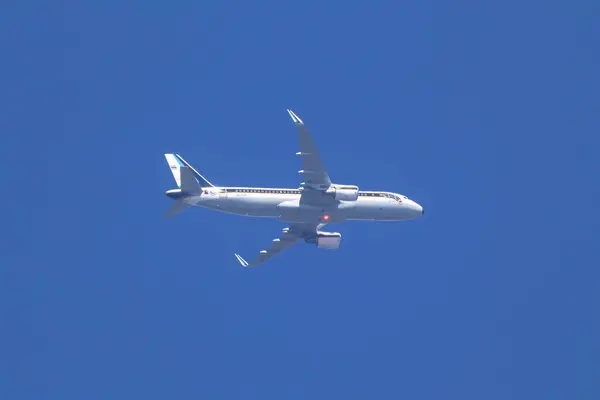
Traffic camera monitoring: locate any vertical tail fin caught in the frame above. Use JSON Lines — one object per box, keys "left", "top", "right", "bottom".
{"left": 165, "top": 154, "right": 184, "bottom": 187}
{"left": 171, "top": 154, "right": 214, "bottom": 187}
{"left": 179, "top": 167, "right": 201, "bottom": 194}
{"left": 164, "top": 154, "right": 214, "bottom": 189}
{"left": 164, "top": 154, "right": 208, "bottom": 218}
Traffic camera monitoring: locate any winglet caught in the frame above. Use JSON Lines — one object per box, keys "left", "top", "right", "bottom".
{"left": 234, "top": 253, "right": 250, "bottom": 267}
{"left": 287, "top": 109, "right": 304, "bottom": 125}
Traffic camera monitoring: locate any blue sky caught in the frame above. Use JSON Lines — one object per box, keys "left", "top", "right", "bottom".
{"left": 1, "top": 1, "right": 599, "bottom": 399}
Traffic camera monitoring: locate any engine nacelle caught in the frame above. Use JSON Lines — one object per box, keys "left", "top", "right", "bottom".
{"left": 316, "top": 231, "right": 342, "bottom": 249}
{"left": 327, "top": 184, "right": 359, "bottom": 201}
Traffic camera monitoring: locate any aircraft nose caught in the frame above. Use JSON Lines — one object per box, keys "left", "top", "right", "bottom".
{"left": 417, "top": 203, "right": 424, "bottom": 215}
{"left": 408, "top": 200, "right": 423, "bottom": 217}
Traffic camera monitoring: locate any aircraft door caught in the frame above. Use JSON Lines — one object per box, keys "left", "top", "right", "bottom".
{"left": 217, "top": 188, "right": 231, "bottom": 211}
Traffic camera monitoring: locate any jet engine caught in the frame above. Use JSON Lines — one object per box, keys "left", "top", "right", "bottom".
{"left": 327, "top": 184, "right": 359, "bottom": 201}
{"left": 315, "top": 231, "right": 342, "bottom": 249}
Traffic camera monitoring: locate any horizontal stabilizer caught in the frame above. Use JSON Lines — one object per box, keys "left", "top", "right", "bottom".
{"left": 164, "top": 200, "right": 189, "bottom": 218}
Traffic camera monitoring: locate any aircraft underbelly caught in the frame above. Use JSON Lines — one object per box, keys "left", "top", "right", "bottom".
{"left": 344, "top": 200, "right": 399, "bottom": 220}
{"left": 207, "top": 196, "right": 403, "bottom": 221}
{"left": 220, "top": 196, "right": 281, "bottom": 217}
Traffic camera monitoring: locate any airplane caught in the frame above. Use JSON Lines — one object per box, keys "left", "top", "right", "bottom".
{"left": 164, "top": 109, "right": 424, "bottom": 267}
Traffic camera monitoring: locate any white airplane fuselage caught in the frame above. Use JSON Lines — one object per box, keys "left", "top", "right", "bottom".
{"left": 164, "top": 109, "right": 425, "bottom": 266}
{"left": 166, "top": 186, "right": 424, "bottom": 224}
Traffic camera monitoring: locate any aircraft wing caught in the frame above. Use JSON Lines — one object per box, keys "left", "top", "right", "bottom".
{"left": 234, "top": 223, "right": 323, "bottom": 267}
{"left": 287, "top": 109, "right": 332, "bottom": 190}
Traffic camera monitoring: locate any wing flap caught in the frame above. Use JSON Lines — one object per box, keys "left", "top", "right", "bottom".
{"left": 287, "top": 109, "right": 331, "bottom": 189}
{"left": 164, "top": 200, "right": 190, "bottom": 218}
{"left": 233, "top": 223, "right": 320, "bottom": 267}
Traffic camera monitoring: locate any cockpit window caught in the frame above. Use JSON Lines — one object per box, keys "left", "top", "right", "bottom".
{"left": 381, "top": 193, "right": 403, "bottom": 203}
{"left": 359, "top": 191, "right": 403, "bottom": 202}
